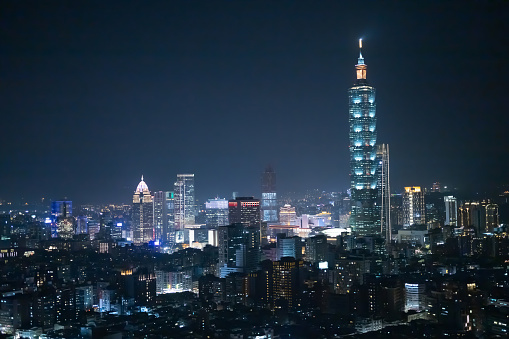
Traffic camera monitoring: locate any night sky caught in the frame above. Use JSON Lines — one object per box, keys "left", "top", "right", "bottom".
{"left": 1, "top": 1, "right": 508, "bottom": 204}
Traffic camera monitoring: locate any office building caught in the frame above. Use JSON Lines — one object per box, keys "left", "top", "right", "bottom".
{"left": 402, "top": 187, "right": 425, "bottom": 227}
{"left": 132, "top": 176, "right": 154, "bottom": 244}
{"left": 153, "top": 191, "right": 165, "bottom": 242}
{"left": 153, "top": 191, "right": 174, "bottom": 242}
{"left": 305, "top": 234, "right": 328, "bottom": 264}
{"left": 56, "top": 217, "right": 75, "bottom": 239}
{"left": 405, "top": 282, "right": 426, "bottom": 312}
{"left": 174, "top": 174, "right": 196, "bottom": 231}
{"left": 228, "top": 197, "right": 261, "bottom": 228}
{"left": 425, "top": 190, "right": 445, "bottom": 228}
{"left": 205, "top": 198, "right": 229, "bottom": 228}
{"left": 276, "top": 234, "right": 302, "bottom": 260}
{"left": 76, "top": 216, "right": 87, "bottom": 234}
{"left": 348, "top": 39, "right": 379, "bottom": 236}
{"left": 217, "top": 223, "right": 261, "bottom": 277}
{"left": 261, "top": 166, "right": 278, "bottom": 222}
{"left": 376, "top": 144, "right": 391, "bottom": 242}
{"left": 51, "top": 201, "right": 72, "bottom": 220}
{"left": 164, "top": 191, "right": 175, "bottom": 243}
{"left": 280, "top": 204, "right": 297, "bottom": 226}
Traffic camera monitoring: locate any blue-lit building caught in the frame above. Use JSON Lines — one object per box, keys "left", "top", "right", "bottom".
{"left": 261, "top": 166, "right": 278, "bottom": 223}
{"left": 51, "top": 200, "right": 72, "bottom": 220}
{"left": 348, "top": 40, "right": 380, "bottom": 236}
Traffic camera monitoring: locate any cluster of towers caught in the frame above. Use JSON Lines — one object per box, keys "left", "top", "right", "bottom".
{"left": 131, "top": 167, "right": 278, "bottom": 247}
{"left": 131, "top": 174, "right": 195, "bottom": 245}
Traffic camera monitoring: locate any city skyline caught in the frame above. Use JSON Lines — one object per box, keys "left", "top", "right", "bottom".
{"left": 2, "top": 2, "right": 509, "bottom": 336}
{"left": 1, "top": 1, "right": 508, "bottom": 204}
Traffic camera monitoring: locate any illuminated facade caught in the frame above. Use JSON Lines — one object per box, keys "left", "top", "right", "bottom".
{"left": 280, "top": 204, "right": 297, "bottom": 226}
{"left": 154, "top": 191, "right": 174, "bottom": 242}
{"left": 402, "top": 187, "right": 425, "bottom": 227}
{"left": 132, "top": 175, "right": 154, "bottom": 244}
{"left": 228, "top": 197, "right": 261, "bottom": 228}
{"left": 444, "top": 195, "right": 458, "bottom": 227}
{"left": 270, "top": 257, "right": 304, "bottom": 310}
{"left": 51, "top": 200, "right": 72, "bottom": 220}
{"left": 459, "top": 200, "right": 499, "bottom": 234}
{"left": 56, "top": 217, "right": 75, "bottom": 239}
{"left": 261, "top": 166, "right": 278, "bottom": 222}
{"left": 218, "top": 223, "right": 260, "bottom": 277}
{"left": 349, "top": 39, "right": 379, "bottom": 235}
{"left": 174, "top": 174, "right": 196, "bottom": 231}
{"left": 205, "top": 198, "right": 229, "bottom": 228}
{"left": 376, "top": 144, "right": 391, "bottom": 242}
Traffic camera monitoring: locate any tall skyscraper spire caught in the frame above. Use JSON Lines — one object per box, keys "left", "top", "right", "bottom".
{"left": 355, "top": 38, "right": 367, "bottom": 81}
{"left": 132, "top": 176, "right": 154, "bottom": 244}
{"left": 358, "top": 38, "right": 364, "bottom": 63}
{"left": 348, "top": 39, "right": 379, "bottom": 236}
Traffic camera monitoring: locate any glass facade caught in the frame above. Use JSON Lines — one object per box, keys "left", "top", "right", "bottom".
{"left": 261, "top": 166, "right": 278, "bottom": 222}
{"left": 205, "top": 198, "right": 229, "bottom": 228}
{"left": 349, "top": 45, "right": 380, "bottom": 236}
{"left": 174, "top": 174, "right": 196, "bottom": 231}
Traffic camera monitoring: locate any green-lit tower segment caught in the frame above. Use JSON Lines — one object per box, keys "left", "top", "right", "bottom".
{"left": 348, "top": 39, "right": 379, "bottom": 236}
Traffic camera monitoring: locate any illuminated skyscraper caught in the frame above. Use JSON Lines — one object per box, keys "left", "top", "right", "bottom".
{"left": 218, "top": 223, "right": 260, "bottom": 277}
{"left": 174, "top": 174, "right": 196, "bottom": 231}
{"left": 154, "top": 191, "right": 174, "bottom": 242}
{"left": 349, "top": 39, "right": 379, "bottom": 236}
{"left": 261, "top": 166, "right": 278, "bottom": 222}
{"left": 402, "top": 187, "right": 425, "bottom": 227}
{"left": 444, "top": 195, "right": 458, "bottom": 227}
{"left": 132, "top": 176, "right": 154, "bottom": 244}
{"left": 205, "top": 198, "right": 229, "bottom": 228}
{"left": 376, "top": 144, "right": 391, "bottom": 242}
{"left": 228, "top": 197, "right": 261, "bottom": 228}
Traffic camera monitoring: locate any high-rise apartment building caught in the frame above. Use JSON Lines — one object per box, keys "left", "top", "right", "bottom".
{"left": 269, "top": 257, "right": 304, "bottom": 310}
{"left": 486, "top": 202, "right": 499, "bottom": 233}
{"left": 261, "top": 166, "right": 278, "bottom": 222}
{"left": 205, "top": 198, "right": 229, "bottom": 228}
{"left": 132, "top": 176, "right": 154, "bottom": 244}
{"left": 349, "top": 39, "right": 379, "bottom": 236}
{"left": 402, "top": 187, "right": 425, "bottom": 227}
{"left": 376, "top": 144, "right": 391, "bottom": 242}
{"left": 459, "top": 200, "right": 499, "bottom": 234}
{"left": 174, "top": 174, "right": 195, "bottom": 231}
{"left": 444, "top": 195, "right": 458, "bottom": 227}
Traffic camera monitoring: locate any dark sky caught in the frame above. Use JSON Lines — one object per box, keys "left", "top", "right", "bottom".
{"left": 1, "top": 1, "right": 508, "bottom": 204}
